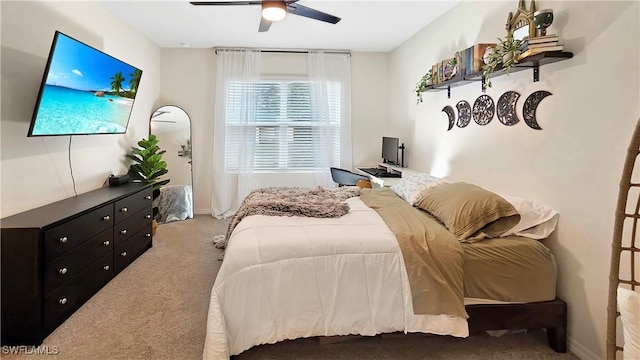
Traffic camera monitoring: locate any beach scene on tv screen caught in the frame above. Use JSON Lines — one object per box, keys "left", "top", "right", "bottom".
{"left": 31, "top": 33, "right": 142, "bottom": 136}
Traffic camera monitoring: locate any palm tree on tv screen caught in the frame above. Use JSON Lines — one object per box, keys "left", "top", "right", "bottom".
{"left": 110, "top": 72, "right": 125, "bottom": 93}
{"left": 129, "top": 69, "right": 142, "bottom": 93}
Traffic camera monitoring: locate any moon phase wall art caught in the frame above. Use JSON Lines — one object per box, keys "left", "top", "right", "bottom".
{"left": 497, "top": 91, "right": 521, "bottom": 126}
{"left": 455, "top": 100, "right": 472, "bottom": 128}
{"left": 440, "top": 90, "right": 552, "bottom": 130}
{"left": 472, "top": 95, "right": 495, "bottom": 126}
{"left": 523, "top": 91, "right": 552, "bottom": 130}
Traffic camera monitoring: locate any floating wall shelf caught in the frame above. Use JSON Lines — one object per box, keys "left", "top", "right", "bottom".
{"left": 423, "top": 51, "right": 574, "bottom": 98}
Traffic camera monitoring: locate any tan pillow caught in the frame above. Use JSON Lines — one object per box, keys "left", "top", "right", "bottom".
{"left": 415, "top": 182, "right": 521, "bottom": 242}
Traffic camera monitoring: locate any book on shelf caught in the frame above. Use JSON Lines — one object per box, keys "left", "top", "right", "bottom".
{"left": 519, "top": 40, "right": 559, "bottom": 52}
{"left": 527, "top": 34, "right": 559, "bottom": 44}
{"left": 518, "top": 44, "right": 565, "bottom": 60}
{"left": 463, "top": 45, "right": 474, "bottom": 76}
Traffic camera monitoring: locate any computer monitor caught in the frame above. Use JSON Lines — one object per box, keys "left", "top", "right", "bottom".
{"left": 382, "top": 137, "right": 399, "bottom": 165}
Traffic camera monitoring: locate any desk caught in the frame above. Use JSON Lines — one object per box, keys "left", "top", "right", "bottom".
{"left": 356, "top": 163, "right": 417, "bottom": 188}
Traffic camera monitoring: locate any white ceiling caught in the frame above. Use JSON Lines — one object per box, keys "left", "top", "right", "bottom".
{"left": 97, "top": 1, "right": 459, "bottom": 52}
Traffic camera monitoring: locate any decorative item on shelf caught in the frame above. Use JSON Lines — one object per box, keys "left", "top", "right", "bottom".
{"left": 481, "top": 36, "right": 524, "bottom": 88}
{"left": 442, "top": 57, "right": 457, "bottom": 82}
{"left": 127, "top": 134, "right": 171, "bottom": 233}
{"left": 415, "top": 69, "right": 432, "bottom": 104}
{"left": 534, "top": 9, "right": 554, "bottom": 36}
{"left": 506, "top": 0, "right": 537, "bottom": 42}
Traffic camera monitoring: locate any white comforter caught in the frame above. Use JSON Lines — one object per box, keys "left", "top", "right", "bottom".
{"left": 203, "top": 197, "right": 469, "bottom": 359}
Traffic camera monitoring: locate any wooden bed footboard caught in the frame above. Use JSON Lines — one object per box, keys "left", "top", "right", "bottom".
{"left": 465, "top": 298, "right": 567, "bottom": 353}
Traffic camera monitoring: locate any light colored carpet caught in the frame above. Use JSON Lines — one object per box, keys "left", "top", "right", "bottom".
{"left": 3, "top": 215, "right": 580, "bottom": 360}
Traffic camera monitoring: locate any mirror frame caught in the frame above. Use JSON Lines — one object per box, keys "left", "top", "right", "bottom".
{"left": 149, "top": 105, "right": 194, "bottom": 222}
{"left": 506, "top": 0, "right": 537, "bottom": 41}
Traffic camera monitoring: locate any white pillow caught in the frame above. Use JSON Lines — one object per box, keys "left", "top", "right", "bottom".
{"left": 500, "top": 195, "right": 559, "bottom": 239}
{"left": 618, "top": 287, "right": 640, "bottom": 360}
{"left": 389, "top": 172, "right": 451, "bottom": 205}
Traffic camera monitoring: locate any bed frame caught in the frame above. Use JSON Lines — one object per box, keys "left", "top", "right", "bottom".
{"left": 466, "top": 298, "right": 567, "bottom": 352}
{"left": 231, "top": 298, "right": 567, "bottom": 357}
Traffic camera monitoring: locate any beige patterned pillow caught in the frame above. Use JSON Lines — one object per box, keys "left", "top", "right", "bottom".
{"left": 415, "top": 182, "right": 521, "bottom": 242}
{"left": 389, "top": 172, "right": 450, "bottom": 205}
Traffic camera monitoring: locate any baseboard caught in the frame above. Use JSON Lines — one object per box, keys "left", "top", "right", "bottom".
{"left": 568, "top": 335, "right": 600, "bottom": 359}
{"left": 195, "top": 209, "right": 211, "bottom": 215}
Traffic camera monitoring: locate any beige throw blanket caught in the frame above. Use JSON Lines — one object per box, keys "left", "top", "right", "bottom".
{"left": 360, "top": 187, "right": 468, "bottom": 319}
{"left": 216, "top": 186, "right": 360, "bottom": 253}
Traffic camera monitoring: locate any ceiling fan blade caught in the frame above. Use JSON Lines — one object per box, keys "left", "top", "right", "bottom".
{"left": 286, "top": 3, "right": 340, "bottom": 24}
{"left": 190, "top": 1, "right": 263, "bottom": 6}
{"left": 258, "top": 17, "right": 272, "bottom": 32}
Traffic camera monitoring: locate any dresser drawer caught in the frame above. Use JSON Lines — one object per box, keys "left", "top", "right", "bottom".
{"left": 44, "top": 229, "right": 113, "bottom": 296}
{"left": 114, "top": 187, "right": 153, "bottom": 224}
{"left": 114, "top": 225, "right": 152, "bottom": 274}
{"left": 113, "top": 206, "right": 152, "bottom": 247}
{"left": 44, "top": 204, "right": 113, "bottom": 263}
{"left": 43, "top": 252, "right": 113, "bottom": 332}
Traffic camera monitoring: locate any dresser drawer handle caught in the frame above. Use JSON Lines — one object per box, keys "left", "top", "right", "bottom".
{"left": 59, "top": 268, "right": 67, "bottom": 275}
{"left": 120, "top": 207, "right": 128, "bottom": 213}
{"left": 103, "top": 215, "right": 111, "bottom": 221}
{"left": 103, "top": 265, "right": 110, "bottom": 271}
{"left": 120, "top": 229, "right": 127, "bottom": 235}
{"left": 103, "top": 240, "right": 110, "bottom": 246}
{"left": 120, "top": 251, "right": 127, "bottom": 257}
{"left": 145, "top": 233, "right": 151, "bottom": 238}
{"left": 59, "top": 236, "right": 68, "bottom": 244}
{"left": 145, "top": 214, "right": 152, "bottom": 219}
{"left": 59, "top": 298, "right": 67, "bottom": 305}
{"left": 145, "top": 195, "right": 152, "bottom": 200}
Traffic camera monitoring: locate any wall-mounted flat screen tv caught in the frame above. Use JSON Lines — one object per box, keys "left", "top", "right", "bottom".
{"left": 28, "top": 31, "right": 142, "bottom": 136}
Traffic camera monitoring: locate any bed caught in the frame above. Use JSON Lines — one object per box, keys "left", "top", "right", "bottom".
{"left": 203, "top": 179, "right": 565, "bottom": 359}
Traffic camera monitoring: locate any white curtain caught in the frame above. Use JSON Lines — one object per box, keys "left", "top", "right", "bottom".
{"left": 308, "top": 51, "right": 352, "bottom": 188}
{"left": 211, "top": 49, "right": 261, "bottom": 218}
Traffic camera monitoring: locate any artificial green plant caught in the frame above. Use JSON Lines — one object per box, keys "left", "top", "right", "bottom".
{"left": 127, "top": 134, "right": 170, "bottom": 219}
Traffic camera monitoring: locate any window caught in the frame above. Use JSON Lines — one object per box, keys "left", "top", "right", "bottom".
{"left": 225, "top": 79, "right": 341, "bottom": 171}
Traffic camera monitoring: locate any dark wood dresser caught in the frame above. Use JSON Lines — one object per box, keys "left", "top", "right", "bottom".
{"left": 1, "top": 182, "right": 153, "bottom": 345}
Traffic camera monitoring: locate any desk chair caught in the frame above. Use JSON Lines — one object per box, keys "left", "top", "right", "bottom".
{"left": 330, "top": 167, "right": 371, "bottom": 188}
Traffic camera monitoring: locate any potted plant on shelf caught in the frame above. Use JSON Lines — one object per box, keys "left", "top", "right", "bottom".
{"left": 414, "top": 69, "right": 432, "bottom": 104}
{"left": 482, "top": 36, "right": 524, "bottom": 88}
{"left": 127, "top": 134, "right": 170, "bottom": 235}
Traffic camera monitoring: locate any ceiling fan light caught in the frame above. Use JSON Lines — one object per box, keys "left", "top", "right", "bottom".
{"left": 262, "top": 1, "right": 286, "bottom": 22}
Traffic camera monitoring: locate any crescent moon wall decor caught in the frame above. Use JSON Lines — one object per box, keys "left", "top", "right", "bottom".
{"left": 442, "top": 105, "right": 455, "bottom": 131}
{"left": 472, "top": 94, "right": 495, "bottom": 126}
{"left": 523, "top": 90, "right": 552, "bottom": 130}
{"left": 455, "top": 100, "right": 472, "bottom": 128}
{"left": 497, "top": 91, "right": 521, "bottom": 126}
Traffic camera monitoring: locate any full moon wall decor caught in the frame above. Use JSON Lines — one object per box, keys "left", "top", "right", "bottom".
{"left": 440, "top": 90, "right": 552, "bottom": 130}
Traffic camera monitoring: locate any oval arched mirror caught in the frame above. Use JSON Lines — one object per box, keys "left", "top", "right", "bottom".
{"left": 150, "top": 105, "right": 193, "bottom": 223}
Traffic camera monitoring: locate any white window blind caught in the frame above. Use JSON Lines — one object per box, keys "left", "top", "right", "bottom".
{"left": 226, "top": 80, "right": 341, "bottom": 171}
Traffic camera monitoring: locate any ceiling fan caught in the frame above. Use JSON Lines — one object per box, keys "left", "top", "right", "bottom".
{"left": 189, "top": 1, "right": 341, "bottom": 32}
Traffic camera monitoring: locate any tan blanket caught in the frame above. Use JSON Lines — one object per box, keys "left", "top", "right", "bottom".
{"left": 360, "top": 187, "right": 467, "bottom": 319}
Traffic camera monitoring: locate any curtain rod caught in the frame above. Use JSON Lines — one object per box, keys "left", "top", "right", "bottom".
{"left": 214, "top": 47, "right": 350, "bottom": 55}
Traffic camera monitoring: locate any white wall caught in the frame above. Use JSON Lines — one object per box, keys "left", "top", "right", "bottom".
{"left": 159, "top": 50, "right": 389, "bottom": 214}
{"left": 389, "top": 1, "right": 639, "bottom": 358}
{"left": 158, "top": 48, "right": 216, "bottom": 215}
{"left": 0, "top": 1, "right": 161, "bottom": 217}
